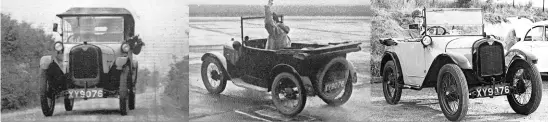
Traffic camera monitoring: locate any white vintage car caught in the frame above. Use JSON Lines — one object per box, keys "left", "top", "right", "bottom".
{"left": 506, "top": 19, "right": 548, "bottom": 77}
{"left": 379, "top": 8, "right": 543, "bottom": 121}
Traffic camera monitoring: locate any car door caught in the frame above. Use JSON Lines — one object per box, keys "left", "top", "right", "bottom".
{"left": 393, "top": 41, "right": 427, "bottom": 86}
{"left": 531, "top": 26, "right": 548, "bottom": 72}
{"left": 235, "top": 46, "right": 276, "bottom": 87}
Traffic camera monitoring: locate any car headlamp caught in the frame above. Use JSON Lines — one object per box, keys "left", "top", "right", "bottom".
{"left": 54, "top": 42, "right": 64, "bottom": 51}
{"left": 421, "top": 36, "right": 432, "bottom": 46}
{"left": 121, "top": 43, "right": 130, "bottom": 53}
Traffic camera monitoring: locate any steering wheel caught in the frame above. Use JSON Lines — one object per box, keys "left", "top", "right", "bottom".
{"left": 67, "top": 35, "right": 75, "bottom": 42}
{"left": 427, "top": 26, "right": 448, "bottom": 35}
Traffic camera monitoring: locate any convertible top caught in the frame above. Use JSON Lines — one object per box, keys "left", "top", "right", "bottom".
{"left": 56, "top": 7, "right": 133, "bottom": 17}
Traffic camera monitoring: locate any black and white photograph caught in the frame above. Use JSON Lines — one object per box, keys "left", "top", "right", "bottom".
{"left": 371, "top": 0, "right": 548, "bottom": 121}
{"left": 188, "top": 0, "right": 371, "bottom": 121}
{"left": 1, "top": 0, "right": 189, "bottom": 121}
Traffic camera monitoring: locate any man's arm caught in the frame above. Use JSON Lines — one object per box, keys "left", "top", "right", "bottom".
{"left": 264, "top": 0, "right": 275, "bottom": 34}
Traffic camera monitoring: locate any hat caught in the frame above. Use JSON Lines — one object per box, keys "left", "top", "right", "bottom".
{"left": 277, "top": 23, "right": 290, "bottom": 34}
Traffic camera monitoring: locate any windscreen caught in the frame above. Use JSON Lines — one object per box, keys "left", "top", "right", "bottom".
{"left": 62, "top": 16, "right": 124, "bottom": 43}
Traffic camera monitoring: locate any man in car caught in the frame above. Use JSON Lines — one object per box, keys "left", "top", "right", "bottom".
{"left": 264, "top": 0, "right": 291, "bottom": 50}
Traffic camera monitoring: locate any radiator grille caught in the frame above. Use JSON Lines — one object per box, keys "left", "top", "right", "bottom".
{"left": 70, "top": 45, "right": 100, "bottom": 78}
{"left": 477, "top": 42, "right": 504, "bottom": 76}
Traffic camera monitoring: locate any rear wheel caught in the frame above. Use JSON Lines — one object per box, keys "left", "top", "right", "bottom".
{"left": 382, "top": 61, "right": 402, "bottom": 105}
{"left": 119, "top": 67, "right": 130, "bottom": 115}
{"left": 201, "top": 57, "right": 227, "bottom": 94}
{"left": 271, "top": 72, "right": 306, "bottom": 117}
{"left": 316, "top": 57, "right": 353, "bottom": 106}
{"left": 39, "top": 69, "right": 55, "bottom": 116}
{"left": 64, "top": 98, "right": 74, "bottom": 111}
{"left": 437, "top": 64, "right": 468, "bottom": 121}
{"left": 506, "top": 60, "right": 542, "bottom": 115}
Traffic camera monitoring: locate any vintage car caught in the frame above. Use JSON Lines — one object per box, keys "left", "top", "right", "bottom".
{"left": 379, "top": 8, "right": 542, "bottom": 121}
{"left": 506, "top": 19, "right": 548, "bottom": 77}
{"left": 200, "top": 16, "right": 361, "bottom": 116}
{"left": 39, "top": 7, "right": 144, "bottom": 116}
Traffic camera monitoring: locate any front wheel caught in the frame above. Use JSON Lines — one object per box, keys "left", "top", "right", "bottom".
{"left": 271, "top": 72, "right": 306, "bottom": 117}
{"left": 39, "top": 69, "right": 55, "bottom": 116}
{"left": 437, "top": 64, "right": 468, "bottom": 121}
{"left": 119, "top": 67, "right": 130, "bottom": 115}
{"left": 382, "top": 61, "right": 402, "bottom": 105}
{"left": 64, "top": 98, "right": 74, "bottom": 111}
{"left": 201, "top": 57, "right": 227, "bottom": 94}
{"left": 506, "top": 60, "right": 542, "bottom": 115}
{"left": 316, "top": 57, "right": 353, "bottom": 106}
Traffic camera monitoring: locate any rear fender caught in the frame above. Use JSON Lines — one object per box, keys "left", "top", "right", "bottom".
{"left": 348, "top": 61, "right": 358, "bottom": 83}
{"left": 270, "top": 64, "right": 313, "bottom": 95}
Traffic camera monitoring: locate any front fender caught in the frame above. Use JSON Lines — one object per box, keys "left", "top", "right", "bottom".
{"left": 506, "top": 49, "right": 538, "bottom": 65}
{"left": 40, "top": 56, "right": 53, "bottom": 70}
{"left": 444, "top": 52, "right": 472, "bottom": 69}
{"left": 380, "top": 51, "right": 402, "bottom": 77}
{"left": 201, "top": 52, "right": 228, "bottom": 72}
{"left": 114, "top": 57, "right": 129, "bottom": 70}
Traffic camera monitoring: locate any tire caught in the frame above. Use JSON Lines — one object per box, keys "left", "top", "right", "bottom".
{"left": 316, "top": 57, "right": 353, "bottom": 106}
{"left": 64, "top": 98, "right": 74, "bottom": 111}
{"left": 271, "top": 72, "right": 306, "bottom": 117}
{"left": 201, "top": 57, "right": 227, "bottom": 94}
{"left": 39, "top": 69, "right": 55, "bottom": 116}
{"left": 506, "top": 60, "right": 542, "bottom": 115}
{"left": 129, "top": 65, "right": 138, "bottom": 110}
{"left": 382, "top": 61, "right": 402, "bottom": 105}
{"left": 119, "top": 67, "right": 130, "bottom": 115}
{"left": 437, "top": 64, "right": 468, "bottom": 121}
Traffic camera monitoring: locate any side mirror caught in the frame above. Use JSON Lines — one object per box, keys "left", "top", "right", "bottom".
{"left": 524, "top": 36, "right": 532, "bottom": 41}
{"left": 53, "top": 23, "right": 58, "bottom": 32}
{"left": 409, "top": 24, "right": 419, "bottom": 29}
{"left": 232, "top": 41, "right": 242, "bottom": 49}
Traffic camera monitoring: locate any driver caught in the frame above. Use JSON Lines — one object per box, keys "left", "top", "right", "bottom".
{"left": 264, "top": 0, "right": 291, "bottom": 50}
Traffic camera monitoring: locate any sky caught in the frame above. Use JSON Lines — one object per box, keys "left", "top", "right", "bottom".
{"left": 1, "top": 0, "right": 189, "bottom": 73}
{"left": 187, "top": 0, "right": 370, "bottom": 5}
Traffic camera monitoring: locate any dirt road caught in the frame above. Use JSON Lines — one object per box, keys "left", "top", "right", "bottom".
{"left": 1, "top": 85, "right": 187, "bottom": 122}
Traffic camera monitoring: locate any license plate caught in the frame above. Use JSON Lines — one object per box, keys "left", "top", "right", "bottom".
{"left": 68, "top": 88, "right": 104, "bottom": 98}
{"left": 324, "top": 80, "right": 346, "bottom": 92}
{"left": 474, "top": 86, "right": 510, "bottom": 98}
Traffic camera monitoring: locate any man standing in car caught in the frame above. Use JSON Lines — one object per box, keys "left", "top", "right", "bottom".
{"left": 264, "top": 0, "right": 291, "bottom": 50}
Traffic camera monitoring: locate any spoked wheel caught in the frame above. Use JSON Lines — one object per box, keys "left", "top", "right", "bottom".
{"left": 437, "top": 64, "right": 468, "bottom": 121}
{"left": 201, "top": 57, "right": 227, "bottom": 94}
{"left": 506, "top": 60, "right": 542, "bottom": 115}
{"left": 39, "top": 69, "right": 56, "bottom": 116}
{"left": 316, "top": 57, "right": 353, "bottom": 106}
{"left": 382, "top": 61, "right": 402, "bottom": 105}
{"left": 64, "top": 98, "right": 74, "bottom": 111}
{"left": 271, "top": 72, "right": 306, "bottom": 117}
{"left": 119, "top": 67, "right": 130, "bottom": 115}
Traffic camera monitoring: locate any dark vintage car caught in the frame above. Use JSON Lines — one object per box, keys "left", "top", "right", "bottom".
{"left": 39, "top": 7, "right": 144, "bottom": 116}
{"left": 379, "top": 8, "right": 542, "bottom": 121}
{"left": 200, "top": 16, "right": 362, "bottom": 116}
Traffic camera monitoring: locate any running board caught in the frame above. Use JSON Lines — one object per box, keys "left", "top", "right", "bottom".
{"left": 231, "top": 78, "right": 268, "bottom": 91}
{"left": 401, "top": 84, "right": 422, "bottom": 90}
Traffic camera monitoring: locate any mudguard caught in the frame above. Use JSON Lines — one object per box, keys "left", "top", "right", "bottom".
{"left": 443, "top": 52, "right": 472, "bottom": 69}
{"left": 201, "top": 52, "right": 229, "bottom": 73}
{"left": 380, "top": 51, "right": 403, "bottom": 77}
{"left": 40, "top": 56, "right": 53, "bottom": 70}
{"left": 348, "top": 61, "right": 358, "bottom": 83}
{"left": 271, "top": 64, "right": 313, "bottom": 95}
{"left": 115, "top": 57, "right": 129, "bottom": 70}
{"left": 506, "top": 49, "right": 538, "bottom": 65}
{"left": 131, "top": 60, "right": 138, "bottom": 69}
